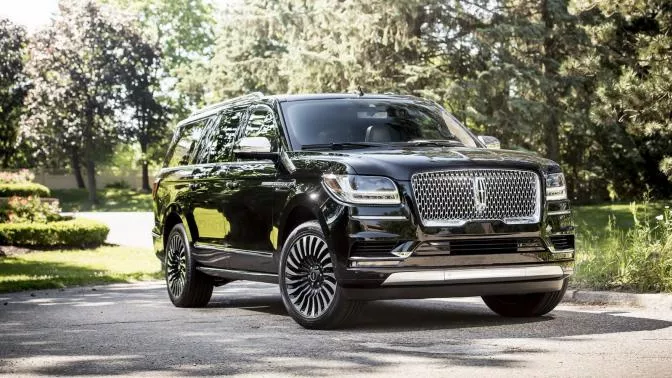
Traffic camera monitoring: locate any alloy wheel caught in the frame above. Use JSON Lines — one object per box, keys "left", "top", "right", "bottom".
{"left": 284, "top": 235, "right": 337, "bottom": 318}
{"left": 166, "top": 232, "right": 187, "bottom": 298}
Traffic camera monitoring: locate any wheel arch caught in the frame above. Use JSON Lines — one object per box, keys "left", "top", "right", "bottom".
{"left": 162, "top": 204, "right": 193, "bottom": 248}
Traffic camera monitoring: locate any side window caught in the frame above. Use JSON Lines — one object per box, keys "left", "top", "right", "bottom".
{"left": 192, "top": 116, "right": 219, "bottom": 164}
{"left": 207, "top": 108, "right": 245, "bottom": 163}
{"left": 242, "top": 107, "right": 280, "bottom": 151}
{"left": 168, "top": 119, "right": 206, "bottom": 167}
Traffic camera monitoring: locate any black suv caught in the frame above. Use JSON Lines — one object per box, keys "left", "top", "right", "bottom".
{"left": 152, "top": 93, "right": 574, "bottom": 329}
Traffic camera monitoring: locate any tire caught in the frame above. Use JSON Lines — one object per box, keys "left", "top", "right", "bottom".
{"left": 481, "top": 278, "right": 568, "bottom": 317}
{"left": 165, "top": 223, "right": 213, "bottom": 307}
{"left": 279, "top": 221, "right": 360, "bottom": 329}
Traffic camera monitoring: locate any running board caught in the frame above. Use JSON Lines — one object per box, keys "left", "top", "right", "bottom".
{"left": 197, "top": 267, "right": 278, "bottom": 284}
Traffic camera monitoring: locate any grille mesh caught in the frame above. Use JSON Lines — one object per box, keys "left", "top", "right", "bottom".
{"left": 411, "top": 169, "right": 540, "bottom": 227}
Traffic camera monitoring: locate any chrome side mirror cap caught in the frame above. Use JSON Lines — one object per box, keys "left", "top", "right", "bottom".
{"left": 478, "top": 135, "right": 500, "bottom": 149}
{"left": 234, "top": 136, "right": 272, "bottom": 153}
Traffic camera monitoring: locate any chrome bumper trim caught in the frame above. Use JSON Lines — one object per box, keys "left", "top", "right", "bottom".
{"left": 547, "top": 210, "right": 571, "bottom": 216}
{"left": 381, "top": 265, "right": 566, "bottom": 286}
{"left": 350, "top": 215, "right": 407, "bottom": 221}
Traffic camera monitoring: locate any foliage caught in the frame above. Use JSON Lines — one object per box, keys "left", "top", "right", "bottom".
{"left": 0, "top": 218, "right": 109, "bottom": 247}
{"left": 0, "top": 169, "right": 35, "bottom": 184}
{"left": 0, "top": 183, "right": 50, "bottom": 198}
{"left": 53, "top": 188, "right": 152, "bottom": 212}
{"left": 0, "top": 196, "right": 61, "bottom": 224}
{"left": 21, "top": 0, "right": 167, "bottom": 202}
{"left": 0, "top": 245, "right": 160, "bottom": 292}
{"left": 574, "top": 201, "right": 672, "bottom": 292}
{"left": 0, "top": 18, "right": 28, "bottom": 168}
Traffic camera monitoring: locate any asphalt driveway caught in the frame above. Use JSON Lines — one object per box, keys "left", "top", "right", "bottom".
{"left": 1, "top": 281, "right": 671, "bottom": 376}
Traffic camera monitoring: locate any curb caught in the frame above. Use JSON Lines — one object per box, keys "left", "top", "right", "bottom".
{"left": 563, "top": 289, "right": 672, "bottom": 310}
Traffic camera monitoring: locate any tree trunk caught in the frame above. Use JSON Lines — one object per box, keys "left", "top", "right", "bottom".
{"left": 85, "top": 159, "right": 98, "bottom": 204}
{"left": 70, "top": 149, "right": 86, "bottom": 189}
{"left": 140, "top": 141, "right": 150, "bottom": 192}
{"left": 541, "top": 0, "right": 561, "bottom": 162}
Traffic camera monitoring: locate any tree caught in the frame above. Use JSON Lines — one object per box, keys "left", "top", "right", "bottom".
{"left": 204, "top": 0, "right": 436, "bottom": 100}
{"left": 586, "top": 0, "right": 672, "bottom": 198}
{"left": 118, "top": 28, "right": 168, "bottom": 192}
{"left": 0, "top": 18, "right": 28, "bottom": 168}
{"left": 22, "top": 0, "right": 159, "bottom": 203}
{"left": 102, "top": 0, "right": 215, "bottom": 106}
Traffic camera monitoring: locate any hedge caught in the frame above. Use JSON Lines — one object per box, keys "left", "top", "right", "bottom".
{"left": 0, "top": 218, "right": 109, "bottom": 247}
{"left": 0, "top": 183, "right": 51, "bottom": 198}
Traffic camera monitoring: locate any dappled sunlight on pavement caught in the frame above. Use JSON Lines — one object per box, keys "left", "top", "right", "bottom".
{"left": 1, "top": 281, "right": 672, "bottom": 376}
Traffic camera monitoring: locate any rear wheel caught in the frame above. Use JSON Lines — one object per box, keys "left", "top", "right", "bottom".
{"left": 481, "top": 279, "right": 568, "bottom": 317}
{"left": 279, "top": 221, "right": 360, "bottom": 329}
{"left": 165, "top": 223, "right": 213, "bottom": 307}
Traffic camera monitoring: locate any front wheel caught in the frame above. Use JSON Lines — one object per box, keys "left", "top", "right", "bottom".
{"left": 279, "top": 221, "right": 360, "bottom": 329}
{"left": 481, "top": 279, "right": 568, "bottom": 317}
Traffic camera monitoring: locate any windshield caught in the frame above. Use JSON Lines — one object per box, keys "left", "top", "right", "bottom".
{"left": 280, "top": 98, "right": 479, "bottom": 150}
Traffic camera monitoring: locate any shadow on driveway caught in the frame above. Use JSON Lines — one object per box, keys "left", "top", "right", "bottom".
{"left": 1, "top": 282, "right": 670, "bottom": 375}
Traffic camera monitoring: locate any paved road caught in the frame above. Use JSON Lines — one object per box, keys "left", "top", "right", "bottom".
{"left": 67, "top": 212, "right": 154, "bottom": 249}
{"left": 1, "top": 281, "right": 671, "bottom": 377}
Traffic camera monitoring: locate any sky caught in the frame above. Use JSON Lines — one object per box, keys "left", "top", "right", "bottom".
{"left": 0, "top": 0, "right": 60, "bottom": 31}
{"left": 0, "top": 0, "right": 231, "bottom": 32}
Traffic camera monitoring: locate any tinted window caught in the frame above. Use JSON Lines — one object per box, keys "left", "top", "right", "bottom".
{"left": 242, "top": 107, "right": 280, "bottom": 151}
{"left": 204, "top": 109, "right": 245, "bottom": 163}
{"left": 167, "top": 119, "right": 207, "bottom": 167}
{"left": 280, "top": 99, "right": 477, "bottom": 149}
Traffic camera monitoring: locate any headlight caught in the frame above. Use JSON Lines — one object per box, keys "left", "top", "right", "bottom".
{"left": 546, "top": 173, "right": 567, "bottom": 201}
{"left": 322, "top": 174, "right": 400, "bottom": 205}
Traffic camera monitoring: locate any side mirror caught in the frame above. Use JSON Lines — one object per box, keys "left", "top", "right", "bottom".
{"left": 478, "top": 135, "right": 500, "bottom": 149}
{"left": 234, "top": 136, "right": 278, "bottom": 160}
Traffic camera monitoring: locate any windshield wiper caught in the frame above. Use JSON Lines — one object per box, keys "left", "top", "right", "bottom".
{"left": 395, "top": 139, "right": 463, "bottom": 147}
{"left": 301, "top": 142, "right": 387, "bottom": 150}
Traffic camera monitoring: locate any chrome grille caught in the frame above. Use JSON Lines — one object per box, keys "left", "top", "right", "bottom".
{"left": 411, "top": 169, "right": 540, "bottom": 227}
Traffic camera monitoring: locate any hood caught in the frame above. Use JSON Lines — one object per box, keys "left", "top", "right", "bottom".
{"left": 290, "top": 147, "right": 561, "bottom": 180}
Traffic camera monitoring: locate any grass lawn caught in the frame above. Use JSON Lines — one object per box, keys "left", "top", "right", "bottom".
{"left": 0, "top": 245, "right": 162, "bottom": 293}
{"left": 53, "top": 188, "right": 152, "bottom": 212}
{"left": 574, "top": 201, "right": 670, "bottom": 237}
{"left": 573, "top": 200, "right": 672, "bottom": 292}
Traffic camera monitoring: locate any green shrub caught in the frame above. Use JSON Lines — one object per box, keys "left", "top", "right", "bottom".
{"left": 0, "top": 183, "right": 50, "bottom": 197}
{"left": 105, "top": 180, "right": 130, "bottom": 189}
{"left": 0, "top": 169, "right": 35, "bottom": 184}
{"left": 0, "top": 218, "right": 109, "bottom": 247}
{"left": 0, "top": 196, "right": 61, "bottom": 223}
{"left": 575, "top": 202, "right": 672, "bottom": 292}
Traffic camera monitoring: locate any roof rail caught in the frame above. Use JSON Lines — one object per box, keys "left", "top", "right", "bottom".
{"left": 190, "top": 92, "right": 264, "bottom": 117}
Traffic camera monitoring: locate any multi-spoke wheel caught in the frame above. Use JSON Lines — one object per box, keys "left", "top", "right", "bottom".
{"left": 164, "top": 223, "right": 213, "bottom": 307}
{"left": 279, "top": 221, "right": 360, "bottom": 329}
{"left": 284, "top": 234, "right": 337, "bottom": 318}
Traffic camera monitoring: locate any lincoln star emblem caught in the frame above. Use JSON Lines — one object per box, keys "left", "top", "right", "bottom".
{"left": 473, "top": 177, "right": 488, "bottom": 212}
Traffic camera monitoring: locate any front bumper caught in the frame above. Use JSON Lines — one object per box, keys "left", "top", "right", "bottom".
{"left": 320, "top": 190, "right": 574, "bottom": 298}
